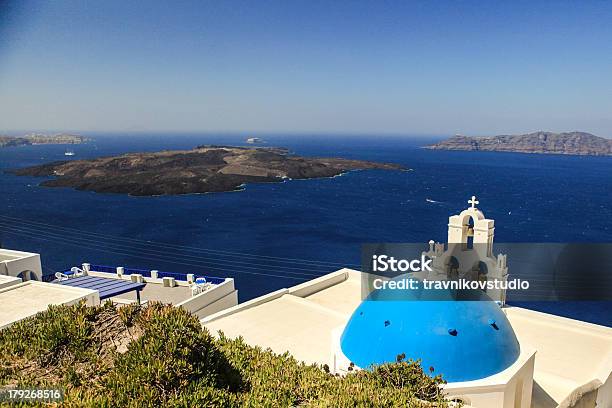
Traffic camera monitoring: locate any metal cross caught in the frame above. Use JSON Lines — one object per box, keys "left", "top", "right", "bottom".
{"left": 468, "top": 195, "right": 479, "bottom": 209}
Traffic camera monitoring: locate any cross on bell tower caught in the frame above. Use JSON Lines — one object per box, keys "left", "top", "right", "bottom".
{"left": 468, "top": 195, "right": 479, "bottom": 209}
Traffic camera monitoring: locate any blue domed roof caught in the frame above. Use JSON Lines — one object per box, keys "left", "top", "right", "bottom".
{"left": 340, "top": 277, "right": 520, "bottom": 382}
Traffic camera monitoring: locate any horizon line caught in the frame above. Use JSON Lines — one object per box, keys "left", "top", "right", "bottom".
{"left": 1, "top": 129, "right": 609, "bottom": 139}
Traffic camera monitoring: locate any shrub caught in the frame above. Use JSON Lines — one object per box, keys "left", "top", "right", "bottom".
{"left": 0, "top": 302, "right": 100, "bottom": 365}
{"left": 101, "top": 303, "right": 242, "bottom": 406}
{"left": 0, "top": 303, "right": 448, "bottom": 407}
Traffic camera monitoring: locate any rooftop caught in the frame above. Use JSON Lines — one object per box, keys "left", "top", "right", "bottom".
{"left": 65, "top": 263, "right": 239, "bottom": 319}
{"left": 110, "top": 280, "right": 191, "bottom": 304}
{"left": 204, "top": 269, "right": 359, "bottom": 365}
{"left": 203, "top": 268, "right": 612, "bottom": 407}
{"left": 0, "top": 256, "right": 239, "bottom": 329}
{"left": 0, "top": 280, "right": 99, "bottom": 329}
{"left": 505, "top": 307, "right": 612, "bottom": 408}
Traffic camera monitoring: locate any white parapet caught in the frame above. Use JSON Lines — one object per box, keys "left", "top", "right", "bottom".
{"left": 0, "top": 275, "right": 22, "bottom": 290}
{"left": 177, "top": 278, "right": 238, "bottom": 319}
{"left": 130, "top": 274, "right": 144, "bottom": 284}
{"left": 441, "top": 346, "right": 536, "bottom": 408}
{"left": 162, "top": 277, "right": 176, "bottom": 287}
{"left": 0, "top": 249, "right": 43, "bottom": 281}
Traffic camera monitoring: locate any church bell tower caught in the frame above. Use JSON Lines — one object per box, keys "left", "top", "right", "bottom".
{"left": 447, "top": 196, "right": 495, "bottom": 258}
{"left": 423, "top": 196, "right": 509, "bottom": 304}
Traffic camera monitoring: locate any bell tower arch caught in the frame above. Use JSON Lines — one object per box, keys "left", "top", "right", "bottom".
{"left": 447, "top": 196, "right": 495, "bottom": 258}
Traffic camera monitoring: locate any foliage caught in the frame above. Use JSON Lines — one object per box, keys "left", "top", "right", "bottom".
{"left": 0, "top": 302, "right": 448, "bottom": 407}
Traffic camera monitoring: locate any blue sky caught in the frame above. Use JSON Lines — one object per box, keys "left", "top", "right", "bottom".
{"left": 0, "top": 0, "right": 611, "bottom": 136}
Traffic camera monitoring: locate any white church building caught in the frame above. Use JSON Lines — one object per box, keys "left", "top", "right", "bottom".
{"left": 203, "top": 198, "right": 612, "bottom": 408}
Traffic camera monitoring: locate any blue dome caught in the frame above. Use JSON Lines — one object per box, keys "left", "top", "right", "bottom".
{"left": 340, "top": 277, "right": 520, "bottom": 382}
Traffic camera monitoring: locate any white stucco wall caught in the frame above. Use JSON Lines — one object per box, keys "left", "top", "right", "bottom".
{"left": 442, "top": 347, "right": 536, "bottom": 408}
{"left": 0, "top": 249, "right": 43, "bottom": 281}
{"left": 176, "top": 278, "right": 238, "bottom": 318}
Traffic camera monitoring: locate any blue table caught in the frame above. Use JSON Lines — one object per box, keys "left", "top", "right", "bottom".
{"left": 56, "top": 275, "right": 146, "bottom": 303}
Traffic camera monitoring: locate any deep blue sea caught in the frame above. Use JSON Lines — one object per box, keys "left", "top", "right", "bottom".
{"left": 1, "top": 133, "right": 610, "bottom": 325}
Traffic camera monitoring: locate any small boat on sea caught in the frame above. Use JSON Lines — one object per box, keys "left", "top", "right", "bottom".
{"left": 64, "top": 149, "right": 75, "bottom": 156}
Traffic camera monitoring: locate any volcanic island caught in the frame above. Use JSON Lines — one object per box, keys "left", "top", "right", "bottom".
{"left": 426, "top": 131, "right": 612, "bottom": 156}
{"left": 11, "top": 145, "right": 404, "bottom": 196}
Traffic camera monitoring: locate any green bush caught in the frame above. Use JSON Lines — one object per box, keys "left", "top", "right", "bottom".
{"left": 101, "top": 303, "right": 242, "bottom": 407}
{"left": 0, "top": 302, "right": 448, "bottom": 407}
{"left": 0, "top": 302, "right": 99, "bottom": 365}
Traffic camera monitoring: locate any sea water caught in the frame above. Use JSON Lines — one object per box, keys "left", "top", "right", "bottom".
{"left": 0, "top": 133, "right": 610, "bottom": 325}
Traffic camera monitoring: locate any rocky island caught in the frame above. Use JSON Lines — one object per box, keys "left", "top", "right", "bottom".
{"left": 0, "top": 133, "right": 88, "bottom": 148}
{"left": 11, "top": 146, "right": 404, "bottom": 196}
{"left": 426, "top": 131, "right": 612, "bottom": 156}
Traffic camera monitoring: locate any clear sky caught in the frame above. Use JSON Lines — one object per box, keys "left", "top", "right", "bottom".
{"left": 0, "top": 0, "right": 611, "bottom": 136}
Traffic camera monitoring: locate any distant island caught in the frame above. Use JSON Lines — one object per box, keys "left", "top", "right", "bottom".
{"left": 426, "top": 131, "right": 612, "bottom": 156}
{"left": 0, "top": 133, "right": 89, "bottom": 148}
{"left": 11, "top": 146, "right": 404, "bottom": 196}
